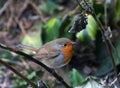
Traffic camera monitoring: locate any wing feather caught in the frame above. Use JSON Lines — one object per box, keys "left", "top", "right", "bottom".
{"left": 33, "top": 48, "right": 60, "bottom": 59}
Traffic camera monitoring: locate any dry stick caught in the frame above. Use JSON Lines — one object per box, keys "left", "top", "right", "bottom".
{"left": 103, "top": 1, "right": 120, "bottom": 82}
{"left": 86, "top": 0, "right": 120, "bottom": 84}
{"left": 17, "top": 20, "right": 27, "bottom": 35}
{"left": 93, "top": 13, "right": 120, "bottom": 84}
{"left": 0, "top": 1, "right": 9, "bottom": 16}
{"left": 1, "top": 58, "right": 23, "bottom": 66}
{"left": 104, "top": 0, "right": 120, "bottom": 63}
{"left": 91, "top": 8, "right": 120, "bottom": 85}
{"left": 76, "top": 0, "right": 83, "bottom": 9}
{"left": 0, "top": 43, "right": 70, "bottom": 88}
{"left": 0, "top": 59, "right": 37, "bottom": 88}
{"left": 104, "top": 0, "right": 107, "bottom": 29}
{"left": 87, "top": 0, "right": 120, "bottom": 84}
{"left": 76, "top": 0, "right": 120, "bottom": 84}
{"left": 17, "top": 0, "right": 29, "bottom": 19}
{"left": 29, "top": 1, "right": 46, "bottom": 24}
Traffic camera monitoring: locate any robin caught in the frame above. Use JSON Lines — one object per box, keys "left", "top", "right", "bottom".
{"left": 18, "top": 38, "right": 75, "bottom": 68}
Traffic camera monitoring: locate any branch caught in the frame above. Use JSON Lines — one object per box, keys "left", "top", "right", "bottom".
{"left": 29, "top": 1, "right": 46, "bottom": 24}
{"left": 91, "top": 7, "right": 120, "bottom": 85}
{"left": 0, "top": 1, "right": 9, "bottom": 16}
{"left": 76, "top": 0, "right": 120, "bottom": 85}
{"left": 0, "top": 59, "right": 37, "bottom": 88}
{"left": 0, "top": 43, "right": 70, "bottom": 88}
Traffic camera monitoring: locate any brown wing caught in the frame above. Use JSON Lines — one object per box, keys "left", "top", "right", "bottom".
{"left": 33, "top": 48, "right": 60, "bottom": 59}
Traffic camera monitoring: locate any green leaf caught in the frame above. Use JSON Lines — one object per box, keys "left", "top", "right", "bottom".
{"left": 15, "top": 79, "right": 27, "bottom": 87}
{"left": 39, "top": 0, "right": 58, "bottom": 14}
{"left": 95, "top": 34, "right": 120, "bottom": 76}
{"left": 114, "top": 36, "right": 120, "bottom": 58}
{"left": 21, "top": 22, "right": 42, "bottom": 49}
{"left": 27, "top": 71, "right": 36, "bottom": 79}
{"left": 1, "top": 50, "right": 12, "bottom": 59}
{"left": 115, "top": 0, "right": 120, "bottom": 23}
{"left": 76, "top": 15, "right": 98, "bottom": 44}
{"left": 69, "top": 68, "right": 85, "bottom": 87}
{"left": 22, "top": 33, "right": 41, "bottom": 47}
{"left": 42, "top": 18, "right": 61, "bottom": 43}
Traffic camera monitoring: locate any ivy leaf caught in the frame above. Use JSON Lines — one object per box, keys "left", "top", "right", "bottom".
{"left": 39, "top": 0, "right": 58, "bottom": 14}
{"left": 95, "top": 35, "right": 120, "bottom": 76}
{"left": 76, "top": 15, "right": 98, "bottom": 44}
{"left": 22, "top": 30, "right": 41, "bottom": 49}
{"left": 42, "top": 18, "right": 61, "bottom": 43}
{"left": 69, "top": 69, "right": 85, "bottom": 88}
{"left": 21, "top": 21, "right": 42, "bottom": 53}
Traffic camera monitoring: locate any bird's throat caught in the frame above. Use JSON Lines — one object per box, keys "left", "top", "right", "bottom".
{"left": 61, "top": 47, "right": 72, "bottom": 64}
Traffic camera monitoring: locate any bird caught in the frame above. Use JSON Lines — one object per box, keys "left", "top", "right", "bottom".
{"left": 18, "top": 38, "right": 75, "bottom": 68}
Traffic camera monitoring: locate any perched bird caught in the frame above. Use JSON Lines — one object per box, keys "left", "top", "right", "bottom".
{"left": 18, "top": 38, "right": 75, "bottom": 68}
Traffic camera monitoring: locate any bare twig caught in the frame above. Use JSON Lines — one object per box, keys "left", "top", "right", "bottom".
{"left": 92, "top": 11, "right": 120, "bottom": 85}
{"left": 85, "top": 0, "right": 120, "bottom": 84}
{"left": 76, "top": 0, "right": 120, "bottom": 85}
{"left": 0, "top": 59, "right": 37, "bottom": 88}
{"left": 104, "top": 0, "right": 107, "bottom": 29}
{"left": 17, "top": 0, "right": 29, "bottom": 19}
{"left": 0, "top": 43, "right": 71, "bottom": 88}
{"left": 6, "top": 14, "right": 13, "bottom": 30}
{"left": 0, "top": 1, "right": 9, "bottom": 16}
{"left": 29, "top": 1, "right": 46, "bottom": 24}
{"left": 1, "top": 58, "right": 23, "bottom": 66}
{"left": 76, "top": 0, "right": 83, "bottom": 9}
{"left": 16, "top": 20, "right": 27, "bottom": 35}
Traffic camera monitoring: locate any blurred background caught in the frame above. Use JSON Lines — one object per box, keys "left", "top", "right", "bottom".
{"left": 0, "top": 0, "right": 120, "bottom": 88}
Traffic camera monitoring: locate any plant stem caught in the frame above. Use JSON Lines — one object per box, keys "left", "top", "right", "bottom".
{"left": 93, "top": 13, "right": 120, "bottom": 84}
{"left": 0, "top": 43, "right": 71, "bottom": 88}
{"left": 0, "top": 59, "right": 37, "bottom": 88}
{"left": 76, "top": 0, "right": 120, "bottom": 85}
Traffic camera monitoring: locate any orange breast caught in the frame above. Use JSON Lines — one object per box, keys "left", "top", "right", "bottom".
{"left": 61, "top": 44, "right": 73, "bottom": 64}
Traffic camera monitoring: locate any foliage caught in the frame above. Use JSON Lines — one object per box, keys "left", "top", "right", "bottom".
{"left": 114, "top": 0, "right": 120, "bottom": 24}
{"left": 22, "top": 21, "right": 42, "bottom": 48}
{"left": 70, "top": 69, "right": 85, "bottom": 88}
{"left": 0, "top": 0, "right": 120, "bottom": 88}
{"left": 95, "top": 35, "right": 120, "bottom": 76}
{"left": 39, "top": 0, "right": 58, "bottom": 15}
{"left": 76, "top": 15, "right": 98, "bottom": 43}
{"left": 42, "top": 18, "right": 61, "bottom": 43}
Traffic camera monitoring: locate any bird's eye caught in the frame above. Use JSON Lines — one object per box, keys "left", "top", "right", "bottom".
{"left": 64, "top": 43, "right": 67, "bottom": 46}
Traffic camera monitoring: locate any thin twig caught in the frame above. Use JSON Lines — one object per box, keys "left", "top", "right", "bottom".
{"left": 104, "top": 0, "right": 107, "bottom": 29}
{"left": 0, "top": 43, "right": 70, "bottom": 88}
{"left": 29, "top": 1, "right": 46, "bottom": 24}
{"left": 17, "top": 0, "right": 29, "bottom": 19}
{"left": 76, "top": 0, "right": 83, "bottom": 9}
{"left": 89, "top": 0, "right": 120, "bottom": 85}
{"left": 92, "top": 12, "right": 120, "bottom": 85}
{"left": 1, "top": 58, "right": 23, "bottom": 66}
{"left": 75, "top": 0, "right": 120, "bottom": 85}
{"left": 0, "top": 59, "right": 37, "bottom": 88}
{"left": 85, "top": 0, "right": 120, "bottom": 84}
{"left": 104, "top": 1, "right": 120, "bottom": 83}
{"left": 0, "top": 1, "right": 9, "bottom": 16}
{"left": 16, "top": 20, "right": 27, "bottom": 35}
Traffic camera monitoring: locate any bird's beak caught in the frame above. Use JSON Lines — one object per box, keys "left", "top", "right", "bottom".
{"left": 71, "top": 42, "right": 77, "bottom": 45}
